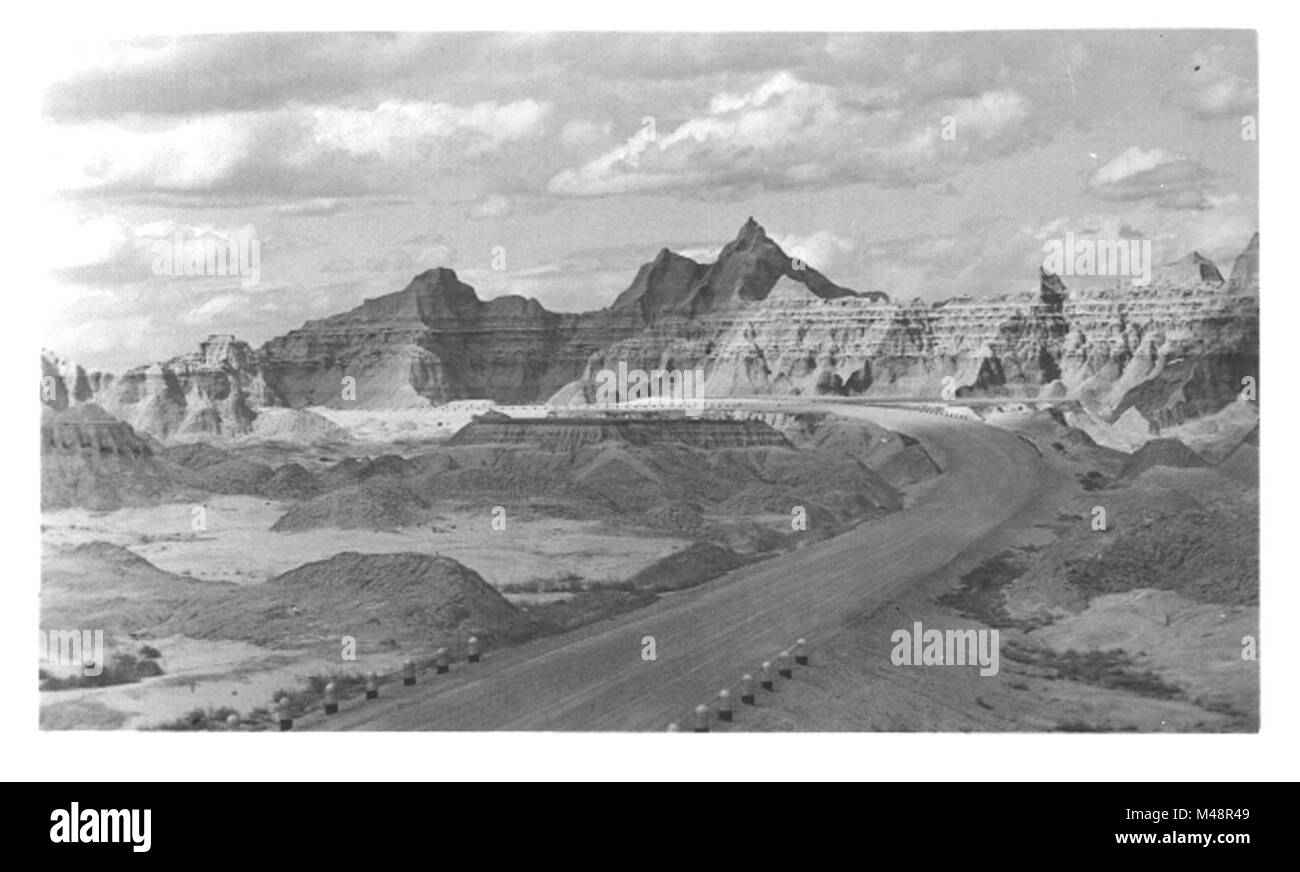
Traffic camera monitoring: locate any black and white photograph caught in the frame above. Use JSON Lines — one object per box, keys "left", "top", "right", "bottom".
{"left": 11, "top": 3, "right": 1292, "bottom": 801}
{"left": 35, "top": 27, "right": 1263, "bottom": 736}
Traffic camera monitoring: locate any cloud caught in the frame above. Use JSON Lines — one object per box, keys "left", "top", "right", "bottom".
{"left": 559, "top": 119, "right": 614, "bottom": 152}
{"left": 466, "top": 194, "right": 514, "bottom": 220}
{"left": 307, "top": 99, "right": 549, "bottom": 159}
{"left": 43, "top": 34, "right": 472, "bottom": 121}
{"left": 49, "top": 213, "right": 261, "bottom": 287}
{"left": 462, "top": 263, "right": 629, "bottom": 312}
{"left": 321, "top": 239, "right": 457, "bottom": 277}
{"left": 772, "top": 231, "right": 858, "bottom": 275}
{"left": 1086, "top": 147, "right": 1210, "bottom": 202}
{"left": 48, "top": 98, "right": 550, "bottom": 199}
{"left": 548, "top": 72, "right": 1032, "bottom": 197}
{"left": 1171, "top": 43, "right": 1258, "bottom": 119}
{"left": 180, "top": 294, "right": 243, "bottom": 325}
{"left": 1157, "top": 189, "right": 1211, "bottom": 210}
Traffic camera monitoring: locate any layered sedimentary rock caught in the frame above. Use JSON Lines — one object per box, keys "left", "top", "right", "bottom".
{"left": 40, "top": 350, "right": 96, "bottom": 411}
{"left": 448, "top": 415, "right": 793, "bottom": 451}
{"left": 87, "top": 335, "right": 267, "bottom": 439}
{"left": 41, "top": 403, "right": 179, "bottom": 509}
{"left": 257, "top": 267, "right": 645, "bottom": 409}
{"left": 50, "top": 218, "right": 1259, "bottom": 441}
{"left": 557, "top": 222, "right": 1260, "bottom": 432}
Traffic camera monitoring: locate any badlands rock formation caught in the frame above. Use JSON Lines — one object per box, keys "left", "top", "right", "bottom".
{"left": 41, "top": 403, "right": 176, "bottom": 509}
{"left": 44, "top": 220, "right": 1259, "bottom": 441}
{"left": 77, "top": 336, "right": 267, "bottom": 439}
{"left": 1227, "top": 232, "right": 1259, "bottom": 294}
{"left": 448, "top": 416, "right": 794, "bottom": 452}
{"left": 560, "top": 221, "right": 1259, "bottom": 431}
{"left": 257, "top": 267, "right": 645, "bottom": 409}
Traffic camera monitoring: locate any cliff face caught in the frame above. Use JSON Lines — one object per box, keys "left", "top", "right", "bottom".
{"left": 51, "top": 219, "right": 1259, "bottom": 441}
{"left": 258, "top": 267, "right": 645, "bottom": 409}
{"left": 40, "top": 350, "right": 95, "bottom": 411}
{"left": 89, "top": 335, "right": 266, "bottom": 439}
{"left": 254, "top": 222, "right": 862, "bottom": 411}
{"left": 558, "top": 222, "right": 1259, "bottom": 432}
{"left": 567, "top": 277, "right": 1257, "bottom": 427}
{"left": 1227, "top": 232, "right": 1260, "bottom": 294}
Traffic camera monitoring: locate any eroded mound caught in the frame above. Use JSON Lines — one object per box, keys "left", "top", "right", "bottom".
{"left": 625, "top": 542, "right": 750, "bottom": 592}
{"left": 42, "top": 405, "right": 183, "bottom": 510}
{"left": 271, "top": 478, "right": 433, "bottom": 532}
{"left": 794, "top": 414, "right": 941, "bottom": 487}
{"left": 1062, "top": 503, "right": 1257, "bottom": 607}
{"left": 41, "top": 542, "right": 222, "bottom": 634}
{"left": 1120, "top": 439, "right": 1208, "bottom": 479}
{"left": 157, "top": 551, "right": 522, "bottom": 647}
{"left": 260, "top": 463, "right": 323, "bottom": 500}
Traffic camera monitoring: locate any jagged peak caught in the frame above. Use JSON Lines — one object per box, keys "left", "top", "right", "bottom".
{"left": 1163, "top": 250, "right": 1224, "bottom": 285}
{"left": 733, "top": 216, "right": 770, "bottom": 247}
{"left": 1227, "top": 231, "right": 1259, "bottom": 293}
{"left": 404, "top": 266, "right": 480, "bottom": 305}
{"left": 1039, "top": 266, "right": 1068, "bottom": 303}
{"left": 651, "top": 247, "right": 695, "bottom": 268}
{"left": 411, "top": 265, "right": 464, "bottom": 285}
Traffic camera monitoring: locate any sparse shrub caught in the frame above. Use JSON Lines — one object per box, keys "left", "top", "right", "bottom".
{"left": 154, "top": 706, "right": 245, "bottom": 731}
{"left": 39, "top": 651, "right": 165, "bottom": 691}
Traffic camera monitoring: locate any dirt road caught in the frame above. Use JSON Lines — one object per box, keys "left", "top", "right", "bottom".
{"left": 312, "top": 406, "right": 1062, "bottom": 731}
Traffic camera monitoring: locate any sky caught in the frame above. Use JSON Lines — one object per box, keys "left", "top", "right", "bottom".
{"left": 39, "top": 31, "right": 1258, "bottom": 372}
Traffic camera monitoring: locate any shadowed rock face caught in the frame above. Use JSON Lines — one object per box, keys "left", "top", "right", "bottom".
{"left": 47, "top": 220, "right": 1260, "bottom": 439}
{"left": 257, "top": 267, "right": 645, "bottom": 409}
{"left": 612, "top": 217, "right": 862, "bottom": 321}
{"left": 41, "top": 350, "right": 95, "bottom": 411}
{"left": 612, "top": 249, "right": 707, "bottom": 321}
{"left": 1227, "top": 232, "right": 1259, "bottom": 294}
{"left": 1163, "top": 251, "right": 1225, "bottom": 286}
{"left": 77, "top": 335, "right": 265, "bottom": 439}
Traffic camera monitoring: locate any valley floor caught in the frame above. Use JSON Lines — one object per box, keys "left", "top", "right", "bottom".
{"left": 39, "top": 402, "right": 1258, "bottom": 732}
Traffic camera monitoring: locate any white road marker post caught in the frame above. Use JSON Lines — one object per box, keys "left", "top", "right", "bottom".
{"left": 276, "top": 696, "right": 293, "bottom": 732}
{"left": 740, "top": 673, "right": 756, "bottom": 705}
{"left": 403, "top": 659, "right": 416, "bottom": 686}
{"left": 778, "top": 649, "right": 793, "bottom": 679}
{"left": 436, "top": 647, "right": 450, "bottom": 674}
{"left": 761, "top": 661, "right": 775, "bottom": 691}
{"left": 365, "top": 671, "right": 379, "bottom": 700}
{"left": 717, "top": 689, "right": 733, "bottom": 722}
{"left": 323, "top": 681, "right": 338, "bottom": 715}
{"left": 693, "top": 704, "right": 710, "bottom": 733}
{"left": 795, "top": 638, "right": 809, "bottom": 666}
{"left": 467, "top": 636, "right": 481, "bottom": 663}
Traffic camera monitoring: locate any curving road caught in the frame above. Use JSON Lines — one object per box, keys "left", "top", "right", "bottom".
{"left": 313, "top": 405, "right": 1062, "bottom": 731}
